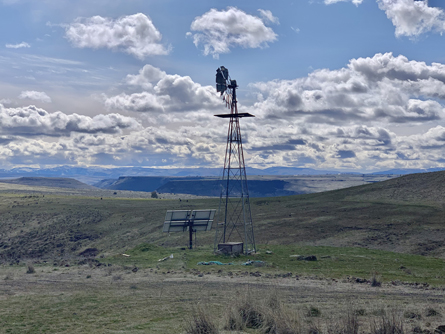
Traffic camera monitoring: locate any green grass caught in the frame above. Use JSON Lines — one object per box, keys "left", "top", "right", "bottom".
{"left": 104, "top": 243, "right": 445, "bottom": 285}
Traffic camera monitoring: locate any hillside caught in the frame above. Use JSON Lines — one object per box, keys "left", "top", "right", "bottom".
{"left": 0, "top": 177, "right": 96, "bottom": 190}
{"left": 95, "top": 174, "right": 396, "bottom": 197}
{"left": 0, "top": 170, "right": 444, "bottom": 261}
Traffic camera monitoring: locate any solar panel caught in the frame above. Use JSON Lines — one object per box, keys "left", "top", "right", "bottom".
{"left": 190, "top": 209, "right": 216, "bottom": 231}
{"left": 162, "top": 209, "right": 216, "bottom": 248}
{"left": 163, "top": 210, "right": 191, "bottom": 232}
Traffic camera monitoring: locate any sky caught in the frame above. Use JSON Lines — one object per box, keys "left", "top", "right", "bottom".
{"left": 2, "top": 0, "right": 445, "bottom": 172}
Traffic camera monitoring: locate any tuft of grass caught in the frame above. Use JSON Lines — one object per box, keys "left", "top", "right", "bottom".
{"left": 184, "top": 306, "right": 219, "bottom": 334}
{"left": 370, "top": 312, "right": 404, "bottom": 334}
{"left": 224, "top": 290, "right": 303, "bottom": 333}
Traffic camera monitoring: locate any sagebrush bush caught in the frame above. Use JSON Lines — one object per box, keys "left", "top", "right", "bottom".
{"left": 26, "top": 263, "right": 35, "bottom": 274}
{"left": 371, "top": 273, "right": 382, "bottom": 287}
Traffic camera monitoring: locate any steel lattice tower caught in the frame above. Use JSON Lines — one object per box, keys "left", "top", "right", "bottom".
{"left": 213, "top": 66, "right": 256, "bottom": 254}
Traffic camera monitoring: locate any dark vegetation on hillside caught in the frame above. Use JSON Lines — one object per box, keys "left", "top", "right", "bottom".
{"left": 0, "top": 171, "right": 445, "bottom": 261}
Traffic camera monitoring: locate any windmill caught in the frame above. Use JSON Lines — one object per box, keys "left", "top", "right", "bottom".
{"left": 214, "top": 66, "right": 256, "bottom": 255}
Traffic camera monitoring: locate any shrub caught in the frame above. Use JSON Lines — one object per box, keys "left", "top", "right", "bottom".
{"left": 307, "top": 306, "right": 321, "bottom": 317}
{"left": 354, "top": 309, "right": 366, "bottom": 316}
{"left": 26, "top": 263, "right": 35, "bottom": 274}
{"left": 425, "top": 308, "right": 440, "bottom": 317}
{"left": 151, "top": 191, "right": 158, "bottom": 199}
{"left": 403, "top": 311, "right": 421, "bottom": 319}
{"left": 371, "top": 273, "right": 382, "bottom": 287}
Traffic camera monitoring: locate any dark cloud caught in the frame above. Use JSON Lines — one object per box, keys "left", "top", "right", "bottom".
{"left": 337, "top": 150, "right": 356, "bottom": 159}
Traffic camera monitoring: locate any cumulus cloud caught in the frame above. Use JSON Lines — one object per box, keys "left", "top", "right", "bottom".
{"left": 0, "top": 104, "right": 140, "bottom": 137}
{"left": 251, "top": 53, "right": 445, "bottom": 124}
{"left": 5, "top": 42, "right": 30, "bottom": 49}
{"left": 377, "top": 0, "right": 445, "bottom": 37}
{"left": 189, "top": 7, "right": 278, "bottom": 58}
{"left": 326, "top": 0, "right": 445, "bottom": 37}
{"left": 18, "top": 91, "right": 52, "bottom": 103}
{"left": 65, "top": 13, "right": 170, "bottom": 59}
{"left": 103, "top": 65, "right": 221, "bottom": 114}
{"left": 125, "top": 64, "right": 166, "bottom": 90}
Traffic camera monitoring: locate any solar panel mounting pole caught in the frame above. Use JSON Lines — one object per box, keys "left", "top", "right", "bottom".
{"left": 214, "top": 66, "right": 256, "bottom": 254}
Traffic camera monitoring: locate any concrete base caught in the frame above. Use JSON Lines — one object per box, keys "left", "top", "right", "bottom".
{"left": 217, "top": 242, "right": 243, "bottom": 255}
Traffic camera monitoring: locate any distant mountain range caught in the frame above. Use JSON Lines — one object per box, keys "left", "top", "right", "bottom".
{"left": 0, "top": 165, "right": 443, "bottom": 185}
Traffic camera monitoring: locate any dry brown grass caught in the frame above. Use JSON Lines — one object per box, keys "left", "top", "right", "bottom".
{"left": 370, "top": 312, "right": 405, "bottom": 334}
{"left": 184, "top": 306, "right": 219, "bottom": 334}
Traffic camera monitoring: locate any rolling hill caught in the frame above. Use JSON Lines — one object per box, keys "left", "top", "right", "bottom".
{"left": 0, "top": 177, "right": 97, "bottom": 189}
{"left": 0, "top": 171, "right": 444, "bottom": 261}
{"left": 94, "top": 174, "right": 396, "bottom": 197}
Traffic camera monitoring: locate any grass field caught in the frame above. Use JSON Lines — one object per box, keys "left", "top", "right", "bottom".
{"left": 105, "top": 244, "right": 445, "bottom": 286}
{"left": 1, "top": 256, "right": 444, "bottom": 333}
{"left": 1, "top": 172, "right": 445, "bottom": 333}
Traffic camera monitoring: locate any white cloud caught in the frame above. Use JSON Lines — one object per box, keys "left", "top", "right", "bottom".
{"left": 125, "top": 64, "right": 166, "bottom": 90}
{"left": 251, "top": 53, "right": 445, "bottom": 125}
{"left": 377, "top": 0, "right": 445, "bottom": 37}
{"left": 65, "top": 13, "right": 170, "bottom": 59}
{"left": 0, "top": 99, "right": 11, "bottom": 105}
{"left": 103, "top": 65, "right": 221, "bottom": 114}
{"left": 257, "top": 9, "right": 280, "bottom": 24}
{"left": 189, "top": 7, "right": 278, "bottom": 58}
{"left": 0, "top": 104, "right": 140, "bottom": 137}
{"left": 18, "top": 91, "right": 52, "bottom": 103}
{"left": 5, "top": 42, "right": 30, "bottom": 49}
{"left": 324, "top": 0, "right": 363, "bottom": 5}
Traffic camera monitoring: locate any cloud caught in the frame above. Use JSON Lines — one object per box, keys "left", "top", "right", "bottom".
{"left": 18, "top": 91, "right": 52, "bottom": 103}
{"left": 257, "top": 9, "right": 280, "bottom": 24}
{"left": 65, "top": 13, "right": 170, "bottom": 59}
{"left": 103, "top": 65, "right": 221, "bottom": 114}
{"left": 324, "top": 0, "right": 363, "bottom": 5}
{"left": 125, "top": 64, "right": 166, "bottom": 90}
{"left": 5, "top": 42, "right": 30, "bottom": 49}
{"left": 0, "top": 104, "right": 140, "bottom": 137}
{"left": 189, "top": 7, "right": 278, "bottom": 58}
{"left": 377, "top": 0, "right": 445, "bottom": 37}
{"left": 251, "top": 53, "right": 445, "bottom": 125}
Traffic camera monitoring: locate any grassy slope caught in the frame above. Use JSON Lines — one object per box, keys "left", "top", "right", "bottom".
{"left": 1, "top": 171, "right": 445, "bottom": 261}
{"left": 0, "top": 177, "right": 96, "bottom": 189}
